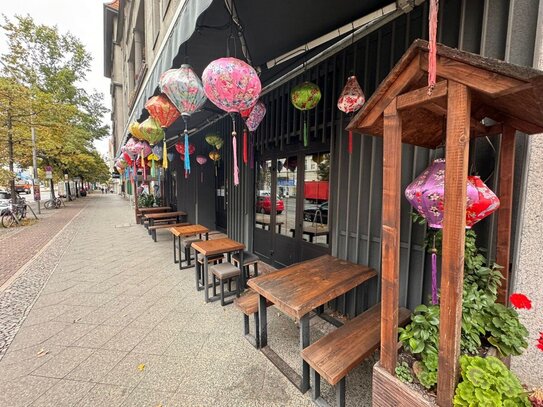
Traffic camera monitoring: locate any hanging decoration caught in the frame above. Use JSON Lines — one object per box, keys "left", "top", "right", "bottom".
{"left": 337, "top": 76, "right": 365, "bottom": 154}
{"left": 144, "top": 95, "right": 181, "bottom": 170}
{"left": 196, "top": 155, "right": 208, "bottom": 183}
{"left": 243, "top": 101, "right": 266, "bottom": 168}
{"left": 175, "top": 140, "right": 195, "bottom": 177}
{"left": 134, "top": 141, "right": 152, "bottom": 181}
{"left": 124, "top": 138, "right": 140, "bottom": 157}
{"left": 167, "top": 152, "right": 175, "bottom": 162}
{"left": 129, "top": 121, "right": 144, "bottom": 140}
{"left": 202, "top": 57, "right": 262, "bottom": 186}
{"left": 291, "top": 82, "right": 321, "bottom": 147}
{"left": 159, "top": 64, "right": 207, "bottom": 178}
{"left": 209, "top": 150, "right": 221, "bottom": 176}
{"left": 405, "top": 159, "right": 501, "bottom": 304}
{"left": 122, "top": 152, "right": 134, "bottom": 167}
{"left": 205, "top": 134, "right": 223, "bottom": 150}
{"left": 138, "top": 117, "right": 165, "bottom": 146}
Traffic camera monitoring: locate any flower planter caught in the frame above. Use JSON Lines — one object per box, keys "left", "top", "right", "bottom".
{"left": 372, "top": 363, "right": 437, "bottom": 407}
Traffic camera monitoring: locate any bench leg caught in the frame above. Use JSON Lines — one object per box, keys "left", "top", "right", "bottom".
{"left": 336, "top": 378, "right": 346, "bottom": 407}
{"left": 152, "top": 229, "right": 157, "bottom": 242}
{"left": 254, "top": 312, "right": 260, "bottom": 348}
{"left": 212, "top": 275, "right": 217, "bottom": 297}
{"left": 243, "top": 314, "right": 250, "bottom": 336}
{"left": 173, "top": 235, "right": 178, "bottom": 264}
{"left": 258, "top": 294, "right": 267, "bottom": 348}
{"left": 311, "top": 368, "right": 321, "bottom": 401}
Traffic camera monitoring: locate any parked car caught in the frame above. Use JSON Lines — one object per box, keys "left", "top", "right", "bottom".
{"left": 0, "top": 191, "right": 11, "bottom": 213}
{"left": 14, "top": 180, "right": 31, "bottom": 194}
{"left": 303, "top": 201, "right": 328, "bottom": 224}
{"left": 256, "top": 194, "right": 284, "bottom": 214}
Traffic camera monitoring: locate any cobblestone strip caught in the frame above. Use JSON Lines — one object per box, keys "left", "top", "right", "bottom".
{"left": 0, "top": 201, "right": 86, "bottom": 287}
{"left": 0, "top": 201, "right": 87, "bottom": 360}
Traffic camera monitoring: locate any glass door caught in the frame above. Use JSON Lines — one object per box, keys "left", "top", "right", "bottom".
{"left": 253, "top": 150, "right": 330, "bottom": 267}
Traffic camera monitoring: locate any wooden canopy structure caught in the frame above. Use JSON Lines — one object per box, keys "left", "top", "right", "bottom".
{"left": 347, "top": 39, "right": 543, "bottom": 406}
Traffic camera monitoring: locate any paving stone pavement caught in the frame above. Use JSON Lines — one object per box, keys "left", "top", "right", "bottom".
{"left": 0, "top": 195, "right": 374, "bottom": 406}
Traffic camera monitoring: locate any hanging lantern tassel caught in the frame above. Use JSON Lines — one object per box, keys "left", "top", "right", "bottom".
{"left": 184, "top": 131, "right": 190, "bottom": 178}
{"left": 428, "top": 0, "right": 439, "bottom": 95}
{"left": 143, "top": 159, "right": 147, "bottom": 181}
{"left": 232, "top": 116, "right": 239, "bottom": 186}
{"left": 303, "top": 111, "right": 309, "bottom": 147}
{"left": 162, "top": 139, "right": 168, "bottom": 169}
{"left": 151, "top": 159, "right": 156, "bottom": 178}
{"left": 140, "top": 152, "right": 144, "bottom": 168}
{"left": 243, "top": 128, "right": 248, "bottom": 165}
{"left": 431, "top": 236, "right": 438, "bottom": 305}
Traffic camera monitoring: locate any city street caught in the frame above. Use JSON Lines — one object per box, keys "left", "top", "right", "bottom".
{"left": 0, "top": 194, "right": 376, "bottom": 406}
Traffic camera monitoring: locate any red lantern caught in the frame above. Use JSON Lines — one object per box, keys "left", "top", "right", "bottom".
{"left": 466, "top": 176, "right": 500, "bottom": 228}
{"left": 145, "top": 95, "right": 180, "bottom": 128}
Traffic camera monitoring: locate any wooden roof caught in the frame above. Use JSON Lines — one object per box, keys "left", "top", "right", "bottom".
{"left": 346, "top": 39, "right": 543, "bottom": 148}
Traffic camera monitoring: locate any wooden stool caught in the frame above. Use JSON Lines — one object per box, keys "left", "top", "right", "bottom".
{"left": 181, "top": 237, "right": 202, "bottom": 266}
{"left": 195, "top": 253, "right": 223, "bottom": 291}
{"left": 210, "top": 263, "right": 241, "bottom": 306}
{"left": 232, "top": 251, "right": 259, "bottom": 281}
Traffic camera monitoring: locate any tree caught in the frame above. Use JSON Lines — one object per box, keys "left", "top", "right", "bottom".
{"left": 0, "top": 15, "right": 110, "bottom": 199}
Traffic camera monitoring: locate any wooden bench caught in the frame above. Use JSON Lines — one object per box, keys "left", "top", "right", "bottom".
{"left": 149, "top": 222, "right": 189, "bottom": 242}
{"left": 301, "top": 304, "right": 411, "bottom": 407}
{"left": 234, "top": 290, "right": 273, "bottom": 348}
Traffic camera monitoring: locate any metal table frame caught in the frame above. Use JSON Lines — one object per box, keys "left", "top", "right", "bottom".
{"left": 173, "top": 231, "right": 209, "bottom": 270}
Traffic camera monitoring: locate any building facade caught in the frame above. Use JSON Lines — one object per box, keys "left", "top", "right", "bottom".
{"left": 104, "top": 0, "right": 543, "bottom": 387}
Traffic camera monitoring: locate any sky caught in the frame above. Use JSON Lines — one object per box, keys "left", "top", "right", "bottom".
{"left": 0, "top": 0, "right": 112, "bottom": 157}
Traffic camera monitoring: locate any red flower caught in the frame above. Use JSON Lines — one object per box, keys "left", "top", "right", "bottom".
{"left": 509, "top": 293, "right": 532, "bottom": 310}
{"left": 537, "top": 332, "right": 543, "bottom": 352}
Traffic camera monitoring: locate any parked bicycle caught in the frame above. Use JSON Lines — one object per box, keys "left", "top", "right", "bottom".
{"left": 44, "top": 196, "right": 64, "bottom": 209}
{"left": 1, "top": 201, "right": 27, "bottom": 228}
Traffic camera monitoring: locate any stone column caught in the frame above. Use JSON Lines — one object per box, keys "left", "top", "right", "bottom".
{"left": 133, "top": 29, "right": 143, "bottom": 77}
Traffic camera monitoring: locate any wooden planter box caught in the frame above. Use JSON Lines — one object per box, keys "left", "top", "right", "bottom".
{"left": 372, "top": 363, "right": 437, "bottom": 407}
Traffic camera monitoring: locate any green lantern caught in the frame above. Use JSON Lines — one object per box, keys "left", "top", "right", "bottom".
{"left": 291, "top": 82, "right": 321, "bottom": 146}
{"left": 139, "top": 117, "right": 165, "bottom": 146}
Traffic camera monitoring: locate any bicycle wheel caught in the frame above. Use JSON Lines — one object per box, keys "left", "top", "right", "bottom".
{"left": 44, "top": 200, "right": 54, "bottom": 209}
{"left": 1, "top": 214, "right": 15, "bottom": 228}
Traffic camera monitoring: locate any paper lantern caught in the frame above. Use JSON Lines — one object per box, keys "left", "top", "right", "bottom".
{"left": 209, "top": 150, "right": 221, "bottom": 176}
{"left": 152, "top": 145, "right": 163, "bottom": 161}
{"left": 242, "top": 101, "right": 266, "bottom": 168}
{"left": 205, "top": 134, "right": 223, "bottom": 150}
{"left": 124, "top": 138, "right": 139, "bottom": 156}
{"left": 145, "top": 95, "right": 180, "bottom": 128}
{"left": 139, "top": 117, "right": 164, "bottom": 146}
{"left": 175, "top": 141, "right": 195, "bottom": 165}
{"left": 129, "top": 122, "right": 144, "bottom": 140}
{"left": 337, "top": 76, "right": 365, "bottom": 154}
{"left": 167, "top": 152, "right": 175, "bottom": 162}
{"left": 159, "top": 64, "right": 206, "bottom": 177}
{"left": 196, "top": 155, "right": 207, "bottom": 183}
{"left": 291, "top": 82, "right": 321, "bottom": 147}
{"left": 122, "top": 152, "right": 133, "bottom": 166}
{"left": 202, "top": 57, "right": 262, "bottom": 186}
{"left": 466, "top": 176, "right": 500, "bottom": 227}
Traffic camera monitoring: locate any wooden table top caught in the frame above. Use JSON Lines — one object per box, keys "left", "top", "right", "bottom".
{"left": 248, "top": 255, "right": 376, "bottom": 319}
{"left": 144, "top": 211, "right": 187, "bottom": 220}
{"left": 170, "top": 224, "right": 209, "bottom": 237}
{"left": 301, "top": 225, "right": 329, "bottom": 235}
{"left": 138, "top": 206, "right": 171, "bottom": 214}
{"left": 191, "top": 238, "right": 245, "bottom": 256}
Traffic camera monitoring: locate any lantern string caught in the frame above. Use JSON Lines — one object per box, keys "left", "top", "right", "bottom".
{"left": 243, "top": 128, "right": 248, "bottom": 165}
{"left": 428, "top": 0, "right": 439, "bottom": 95}
{"left": 231, "top": 115, "right": 239, "bottom": 186}
{"left": 249, "top": 132, "right": 254, "bottom": 169}
{"left": 431, "top": 235, "right": 439, "bottom": 305}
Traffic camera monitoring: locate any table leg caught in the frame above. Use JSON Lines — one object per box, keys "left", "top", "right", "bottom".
{"left": 148, "top": 219, "right": 153, "bottom": 235}
{"left": 205, "top": 232, "right": 209, "bottom": 240}
{"left": 239, "top": 250, "right": 245, "bottom": 289}
{"left": 204, "top": 255, "right": 209, "bottom": 303}
{"left": 258, "top": 294, "right": 268, "bottom": 348}
{"left": 173, "top": 234, "right": 177, "bottom": 263}
{"left": 309, "top": 234, "right": 314, "bottom": 243}
{"left": 178, "top": 236, "right": 183, "bottom": 270}
{"left": 300, "top": 313, "right": 310, "bottom": 393}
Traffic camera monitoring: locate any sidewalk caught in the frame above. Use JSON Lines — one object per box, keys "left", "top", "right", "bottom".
{"left": 0, "top": 195, "right": 374, "bottom": 406}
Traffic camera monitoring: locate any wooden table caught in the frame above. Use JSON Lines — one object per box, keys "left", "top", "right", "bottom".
{"left": 143, "top": 211, "right": 187, "bottom": 233}
{"left": 248, "top": 254, "right": 376, "bottom": 393}
{"left": 255, "top": 214, "right": 284, "bottom": 233}
{"left": 170, "top": 224, "right": 209, "bottom": 270}
{"left": 138, "top": 206, "right": 171, "bottom": 214}
{"left": 191, "top": 238, "right": 245, "bottom": 303}
{"left": 290, "top": 225, "right": 329, "bottom": 243}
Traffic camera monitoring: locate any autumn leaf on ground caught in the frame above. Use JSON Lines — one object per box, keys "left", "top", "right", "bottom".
{"left": 36, "top": 349, "right": 49, "bottom": 357}
{"left": 137, "top": 363, "right": 145, "bottom": 371}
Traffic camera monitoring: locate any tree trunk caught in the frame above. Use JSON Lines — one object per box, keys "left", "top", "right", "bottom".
{"left": 50, "top": 179, "right": 55, "bottom": 199}
{"left": 7, "top": 114, "right": 16, "bottom": 204}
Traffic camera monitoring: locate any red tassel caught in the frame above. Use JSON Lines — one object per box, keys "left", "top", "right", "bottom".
{"left": 348, "top": 131, "right": 353, "bottom": 154}
{"left": 428, "top": 0, "right": 439, "bottom": 95}
{"left": 243, "top": 129, "right": 248, "bottom": 164}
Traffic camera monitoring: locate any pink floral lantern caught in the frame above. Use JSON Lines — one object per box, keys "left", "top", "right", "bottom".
{"left": 134, "top": 141, "right": 152, "bottom": 181}
{"left": 159, "top": 65, "right": 207, "bottom": 178}
{"left": 202, "top": 57, "right": 262, "bottom": 186}
{"left": 337, "top": 76, "right": 365, "bottom": 154}
{"left": 196, "top": 155, "right": 207, "bottom": 183}
{"left": 405, "top": 159, "right": 500, "bottom": 305}
{"left": 241, "top": 100, "right": 266, "bottom": 168}
{"left": 124, "top": 138, "right": 140, "bottom": 157}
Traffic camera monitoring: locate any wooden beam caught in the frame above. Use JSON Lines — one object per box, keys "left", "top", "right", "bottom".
{"left": 496, "top": 126, "right": 516, "bottom": 304}
{"left": 380, "top": 98, "right": 402, "bottom": 374}
{"left": 437, "top": 81, "right": 471, "bottom": 407}
{"left": 396, "top": 80, "right": 448, "bottom": 110}
{"left": 356, "top": 54, "right": 423, "bottom": 130}
{"left": 423, "top": 102, "right": 487, "bottom": 135}
{"left": 420, "top": 53, "right": 525, "bottom": 96}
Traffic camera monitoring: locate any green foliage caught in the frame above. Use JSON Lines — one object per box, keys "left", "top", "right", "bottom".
{"left": 395, "top": 362, "right": 413, "bottom": 384}
{"left": 485, "top": 303, "right": 529, "bottom": 357}
{"left": 454, "top": 355, "right": 530, "bottom": 407}
{"left": 138, "top": 194, "right": 155, "bottom": 208}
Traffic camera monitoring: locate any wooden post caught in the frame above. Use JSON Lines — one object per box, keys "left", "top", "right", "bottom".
{"left": 496, "top": 125, "right": 516, "bottom": 304}
{"left": 380, "top": 98, "right": 402, "bottom": 374}
{"left": 437, "top": 81, "right": 471, "bottom": 406}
